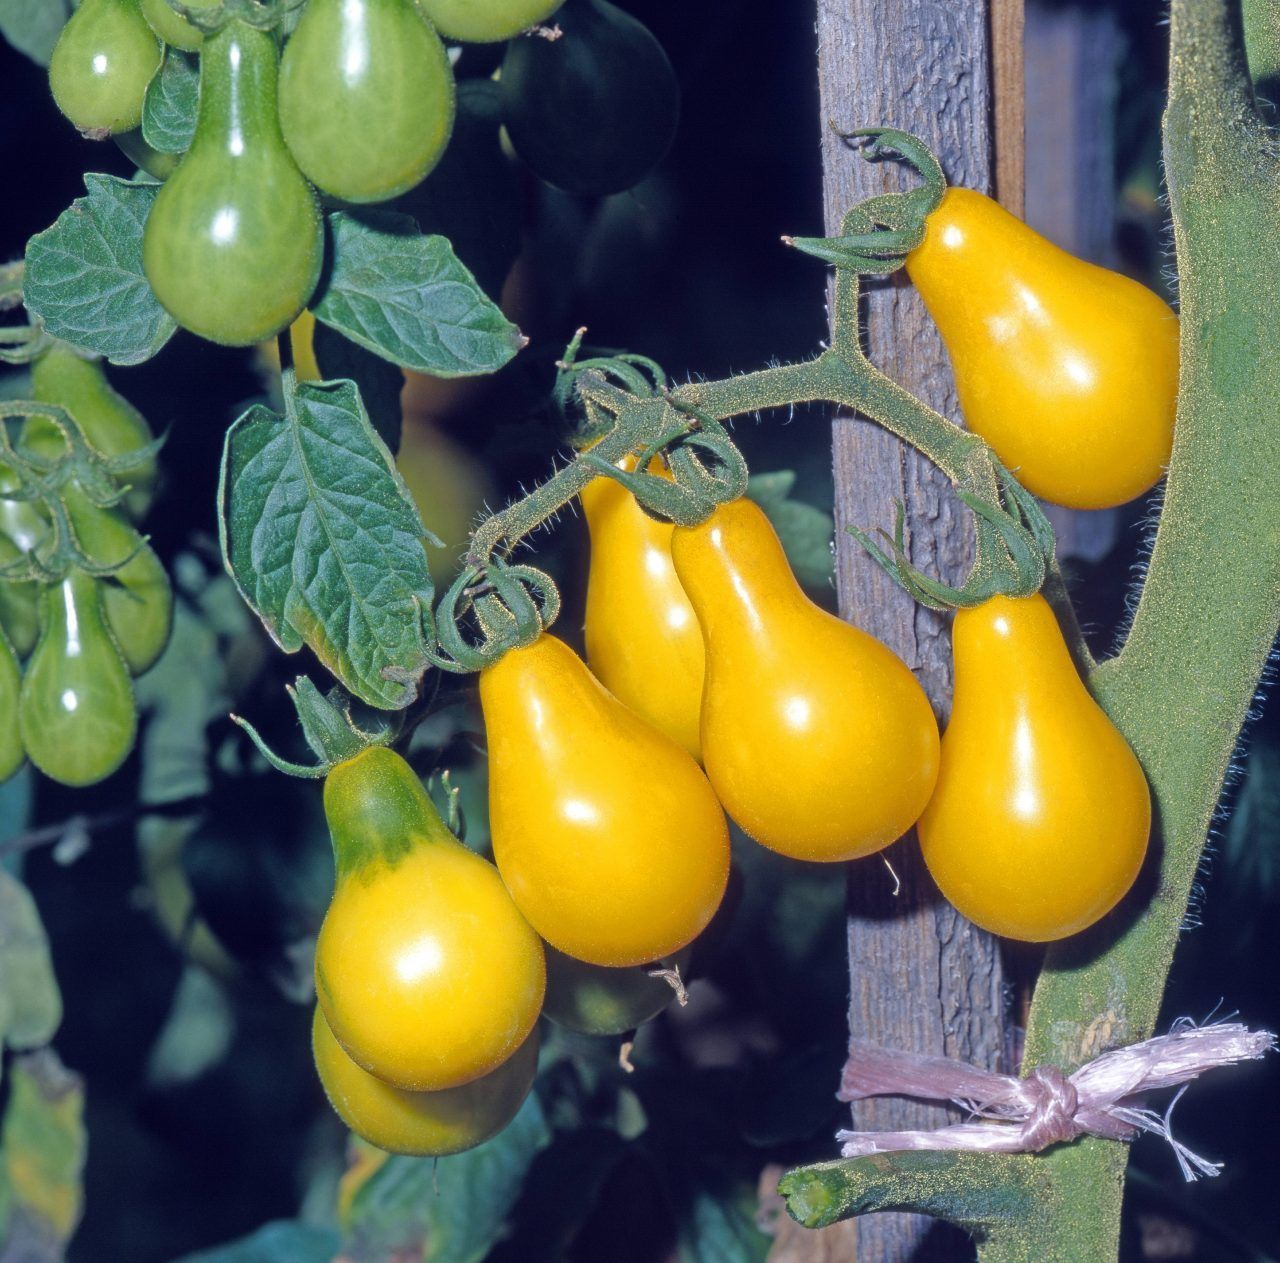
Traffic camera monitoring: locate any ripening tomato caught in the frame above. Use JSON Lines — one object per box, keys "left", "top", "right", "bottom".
{"left": 279, "top": 0, "right": 455, "bottom": 204}
{"left": 670, "top": 497, "right": 940, "bottom": 862}
{"left": 315, "top": 746, "right": 545, "bottom": 1091}
{"left": 581, "top": 461, "right": 704, "bottom": 760}
{"left": 49, "top": 0, "right": 161, "bottom": 135}
{"left": 542, "top": 943, "right": 690, "bottom": 1036}
{"left": 918, "top": 594, "right": 1150, "bottom": 941}
{"left": 142, "top": 20, "right": 323, "bottom": 346}
{"left": 480, "top": 633, "right": 729, "bottom": 967}
{"left": 0, "top": 530, "right": 38, "bottom": 660}
{"left": 19, "top": 570, "right": 137, "bottom": 787}
{"left": 906, "top": 188, "right": 1178, "bottom": 510}
{"left": 414, "top": 0, "right": 562, "bottom": 43}
{"left": 313, "top": 1007, "right": 537, "bottom": 1156}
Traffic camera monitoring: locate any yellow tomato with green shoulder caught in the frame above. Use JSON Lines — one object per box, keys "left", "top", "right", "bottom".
{"left": 315, "top": 746, "right": 545, "bottom": 1091}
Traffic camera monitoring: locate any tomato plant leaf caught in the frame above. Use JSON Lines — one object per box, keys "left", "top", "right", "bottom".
{"left": 312, "top": 323, "right": 405, "bottom": 454}
{"left": 142, "top": 48, "right": 198, "bottom": 155}
{"left": 168, "top": 1221, "right": 339, "bottom": 1263}
{"left": 0, "top": 0, "right": 70, "bottom": 65}
{"left": 0, "top": 872, "right": 61, "bottom": 1066}
{"left": 675, "top": 1185, "right": 771, "bottom": 1263}
{"left": 312, "top": 210, "right": 525, "bottom": 378}
{"left": 219, "top": 375, "right": 436, "bottom": 710}
{"left": 23, "top": 175, "right": 177, "bottom": 366}
{"left": 745, "top": 471, "right": 834, "bottom": 591}
{"left": 342, "top": 1092, "right": 552, "bottom": 1263}
{"left": 0, "top": 1051, "right": 85, "bottom": 1259}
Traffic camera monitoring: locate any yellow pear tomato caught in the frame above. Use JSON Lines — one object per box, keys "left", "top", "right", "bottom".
{"left": 479, "top": 633, "right": 729, "bottom": 967}
{"left": 315, "top": 746, "right": 545, "bottom": 1091}
{"left": 670, "top": 497, "right": 940, "bottom": 863}
{"left": 918, "top": 593, "right": 1151, "bottom": 942}
{"left": 581, "top": 460, "right": 704, "bottom": 760}
{"left": 906, "top": 187, "right": 1178, "bottom": 510}
{"left": 313, "top": 1006, "right": 538, "bottom": 1156}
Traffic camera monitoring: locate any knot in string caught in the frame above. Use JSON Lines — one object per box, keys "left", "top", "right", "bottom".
{"left": 1020, "top": 1064, "right": 1081, "bottom": 1151}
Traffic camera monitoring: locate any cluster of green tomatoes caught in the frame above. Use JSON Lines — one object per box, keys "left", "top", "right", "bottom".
{"left": 47, "top": 0, "right": 679, "bottom": 347}
{"left": 0, "top": 346, "right": 171, "bottom": 788}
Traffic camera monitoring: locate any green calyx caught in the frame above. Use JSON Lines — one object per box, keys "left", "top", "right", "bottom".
{"left": 322, "top": 744, "right": 454, "bottom": 880}
{"left": 231, "top": 676, "right": 399, "bottom": 780}
{"left": 786, "top": 127, "right": 947, "bottom": 275}
{"left": 159, "top": 0, "right": 300, "bottom": 35}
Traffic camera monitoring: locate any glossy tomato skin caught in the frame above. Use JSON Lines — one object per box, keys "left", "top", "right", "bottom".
{"left": 279, "top": 0, "right": 455, "bottom": 205}
{"left": 415, "top": 0, "right": 562, "bottom": 43}
{"left": 671, "top": 497, "right": 940, "bottom": 863}
{"left": 0, "top": 629, "right": 24, "bottom": 783}
{"left": 49, "top": 0, "right": 161, "bottom": 135}
{"left": 918, "top": 594, "right": 1150, "bottom": 942}
{"left": 499, "top": 0, "right": 678, "bottom": 195}
{"left": 581, "top": 463, "right": 704, "bottom": 761}
{"left": 313, "top": 1007, "right": 538, "bottom": 1156}
{"left": 30, "top": 345, "right": 157, "bottom": 521}
{"left": 542, "top": 943, "right": 690, "bottom": 1036}
{"left": 143, "top": 20, "right": 323, "bottom": 346}
{"left": 479, "top": 634, "right": 729, "bottom": 968}
{"left": 315, "top": 746, "right": 545, "bottom": 1092}
{"left": 906, "top": 188, "right": 1178, "bottom": 510}
{"left": 139, "top": 0, "right": 216, "bottom": 51}
{"left": 19, "top": 570, "right": 137, "bottom": 787}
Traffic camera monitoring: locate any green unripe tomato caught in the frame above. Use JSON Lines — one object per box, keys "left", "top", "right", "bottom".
{"left": 0, "top": 531, "right": 39, "bottom": 661}
{"left": 143, "top": 20, "right": 323, "bottom": 346}
{"left": 499, "top": 0, "right": 678, "bottom": 196}
{"left": 49, "top": 0, "right": 162, "bottom": 135}
{"left": 139, "top": 0, "right": 217, "bottom": 52}
{"left": 542, "top": 943, "right": 691, "bottom": 1036}
{"left": 415, "top": 0, "right": 562, "bottom": 43}
{"left": 30, "top": 345, "right": 158, "bottom": 522}
{"left": 19, "top": 570, "right": 137, "bottom": 787}
{"left": 114, "top": 128, "right": 182, "bottom": 180}
{"left": 0, "top": 629, "right": 25, "bottom": 784}
{"left": 279, "top": 0, "right": 456, "bottom": 205}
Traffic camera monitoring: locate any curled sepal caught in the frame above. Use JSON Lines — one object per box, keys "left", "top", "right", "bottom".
{"left": 165, "top": 0, "right": 303, "bottom": 34}
{"left": 231, "top": 676, "right": 397, "bottom": 779}
{"left": 786, "top": 128, "right": 947, "bottom": 275}
{"left": 555, "top": 327, "right": 667, "bottom": 441}
{"left": 428, "top": 560, "right": 562, "bottom": 675}
{"left": 848, "top": 460, "right": 1054, "bottom": 611}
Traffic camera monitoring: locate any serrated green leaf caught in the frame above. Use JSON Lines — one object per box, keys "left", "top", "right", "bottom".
{"left": 142, "top": 48, "right": 198, "bottom": 155}
{"left": 219, "top": 376, "right": 436, "bottom": 709}
{"left": 343, "top": 1092, "right": 552, "bottom": 1263}
{"left": 312, "top": 322, "right": 404, "bottom": 454}
{"left": 0, "top": 1050, "right": 85, "bottom": 1259}
{"left": 0, "top": 871, "right": 61, "bottom": 1061}
{"left": 0, "top": 0, "right": 71, "bottom": 65}
{"left": 313, "top": 210, "right": 524, "bottom": 378}
{"left": 745, "top": 470, "right": 834, "bottom": 591}
{"left": 23, "top": 175, "right": 176, "bottom": 366}
{"left": 169, "top": 1221, "right": 339, "bottom": 1263}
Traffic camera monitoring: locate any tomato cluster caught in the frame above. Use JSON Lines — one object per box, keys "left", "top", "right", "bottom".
{"left": 0, "top": 347, "right": 172, "bottom": 787}
{"left": 49, "top": 0, "right": 680, "bottom": 346}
